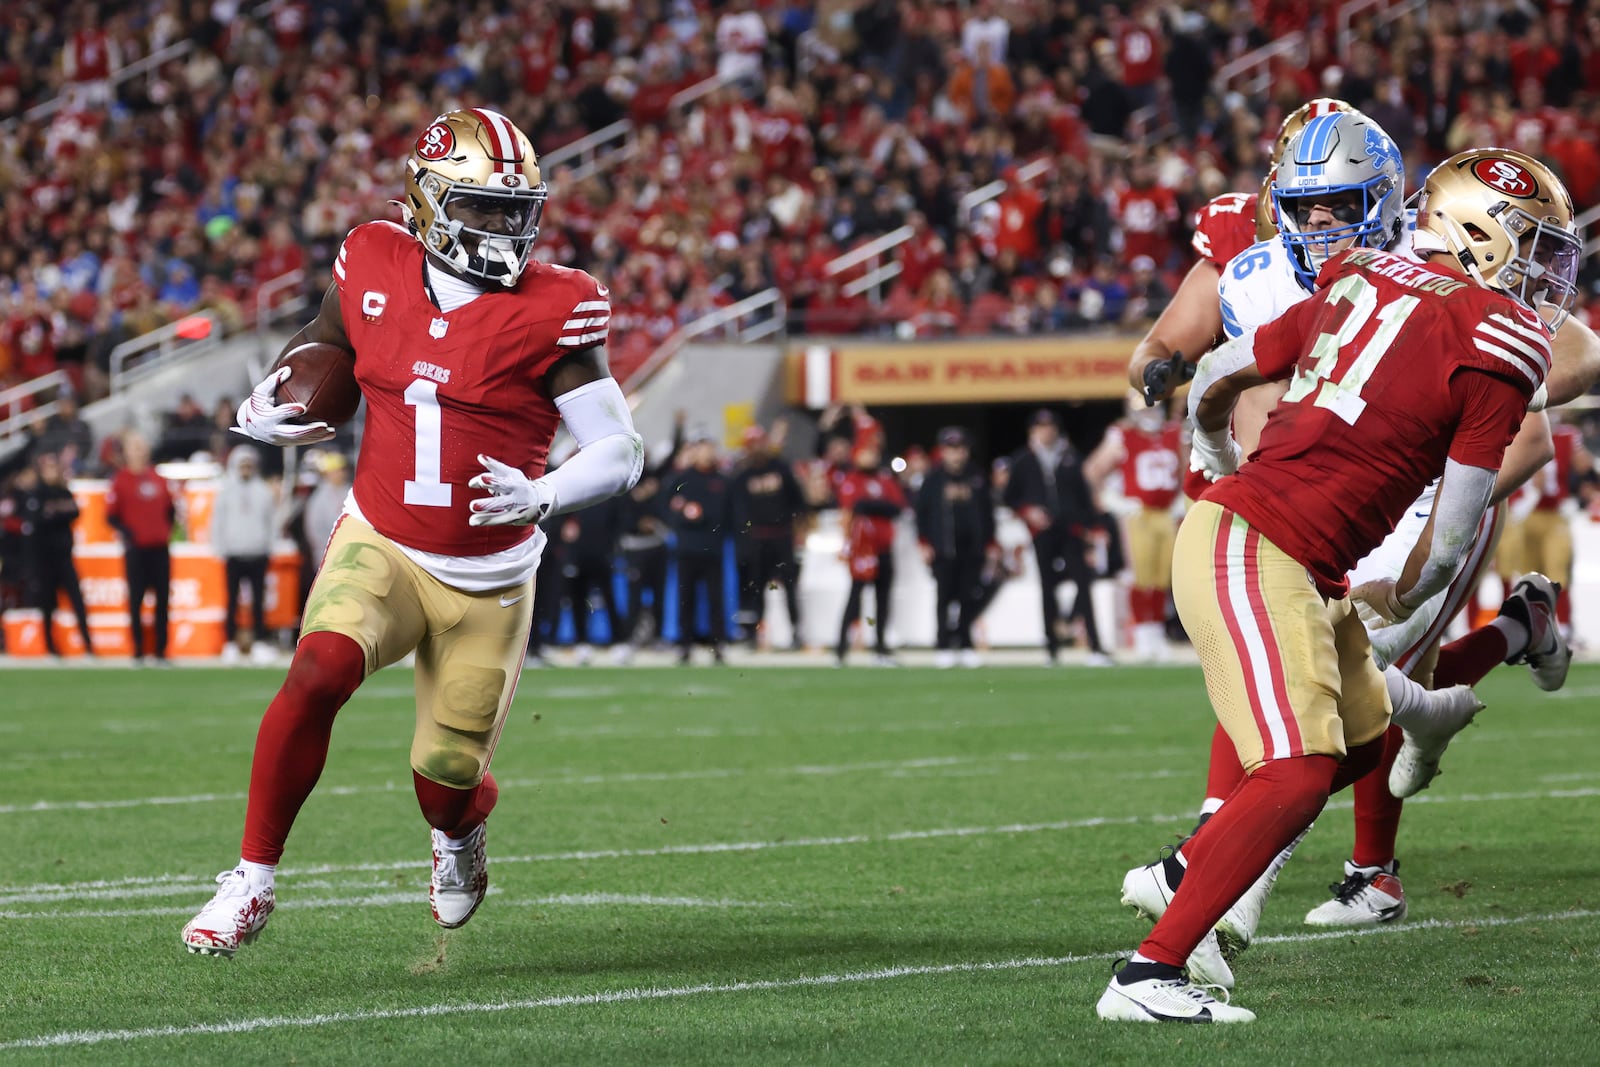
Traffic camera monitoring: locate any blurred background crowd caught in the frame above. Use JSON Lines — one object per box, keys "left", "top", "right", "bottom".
{"left": 4, "top": 0, "right": 1600, "bottom": 411}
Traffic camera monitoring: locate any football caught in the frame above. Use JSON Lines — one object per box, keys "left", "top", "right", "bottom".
{"left": 273, "top": 341, "right": 361, "bottom": 427}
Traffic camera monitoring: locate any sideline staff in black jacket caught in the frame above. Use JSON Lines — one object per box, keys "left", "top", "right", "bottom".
{"left": 1003, "top": 410, "right": 1107, "bottom": 663}
{"left": 915, "top": 426, "right": 994, "bottom": 664}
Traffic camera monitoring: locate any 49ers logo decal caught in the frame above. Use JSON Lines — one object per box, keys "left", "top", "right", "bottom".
{"left": 1471, "top": 157, "right": 1537, "bottom": 197}
{"left": 416, "top": 123, "right": 455, "bottom": 162}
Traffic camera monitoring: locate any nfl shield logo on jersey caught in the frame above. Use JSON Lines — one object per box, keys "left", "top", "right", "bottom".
{"left": 429, "top": 317, "right": 449, "bottom": 339}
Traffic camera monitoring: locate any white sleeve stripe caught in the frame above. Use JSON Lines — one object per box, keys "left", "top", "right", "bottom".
{"left": 337, "top": 246, "right": 348, "bottom": 261}
{"left": 1475, "top": 322, "right": 1550, "bottom": 371}
{"left": 333, "top": 261, "right": 346, "bottom": 280}
{"left": 571, "top": 299, "right": 610, "bottom": 313}
{"left": 1487, "top": 311, "right": 1551, "bottom": 348}
{"left": 1472, "top": 338, "right": 1541, "bottom": 386}
{"left": 555, "top": 329, "right": 609, "bottom": 347}
{"left": 562, "top": 315, "right": 611, "bottom": 330}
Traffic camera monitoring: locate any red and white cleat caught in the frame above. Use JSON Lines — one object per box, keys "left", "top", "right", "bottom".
{"left": 182, "top": 868, "right": 275, "bottom": 957}
{"left": 430, "top": 824, "right": 488, "bottom": 929}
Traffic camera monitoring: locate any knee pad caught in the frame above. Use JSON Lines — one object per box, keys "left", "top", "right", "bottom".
{"left": 414, "top": 664, "right": 506, "bottom": 788}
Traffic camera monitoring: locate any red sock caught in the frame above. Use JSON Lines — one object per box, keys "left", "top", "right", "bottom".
{"left": 1557, "top": 586, "right": 1571, "bottom": 628}
{"left": 1202, "top": 723, "right": 1246, "bottom": 805}
{"left": 240, "top": 632, "right": 366, "bottom": 864}
{"left": 1350, "top": 725, "right": 1404, "bottom": 867}
{"left": 413, "top": 770, "right": 500, "bottom": 837}
{"left": 1141, "top": 754, "right": 1336, "bottom": 967}
{"left": 1433, "top": 626, "right": 1510, "bottom": 688}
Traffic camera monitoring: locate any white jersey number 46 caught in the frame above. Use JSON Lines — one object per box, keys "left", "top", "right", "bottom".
{"left": 1284, "top": 273, "right": 1419, "bottom": 426}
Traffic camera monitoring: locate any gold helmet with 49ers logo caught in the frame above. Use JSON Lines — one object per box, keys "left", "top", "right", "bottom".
{"left": 402, "top": 108, "right": 548, "bottom": 288}
{"left": 1414, "top": 148, "right": 1582, "bottom": 331}
{"left": 1256, "top": 98, "right": 1364, "bottom": 240}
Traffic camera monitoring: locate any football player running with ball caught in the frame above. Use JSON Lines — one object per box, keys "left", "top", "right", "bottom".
{"left": 1098, "top": 149, "right": 1582, "bottom": 1023}
{"left": 181, "top": 109, "right": 644, "bottom": 956}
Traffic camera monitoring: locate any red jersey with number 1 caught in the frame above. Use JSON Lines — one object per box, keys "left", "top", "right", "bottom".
{"left": 1203, "top": 248, "right": 1548, "bottom": 597}
{"left": 333, "top": 220, "right": 610, "bottom": 556}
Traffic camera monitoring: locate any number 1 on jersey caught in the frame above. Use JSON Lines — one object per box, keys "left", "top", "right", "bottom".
{"left": 403, "top": 378, "right": 451, "bottom": 507}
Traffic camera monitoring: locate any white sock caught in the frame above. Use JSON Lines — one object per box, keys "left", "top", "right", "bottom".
{"left": 1129, "top": 951, "right": 1161, "bottom": 965}
{"left": 237, "top": 859, "right": 275, "bottom": 884}
{"left": 1199, "top": 797, "right": 1225, "bottom": 817}
{"left": 1489, "top": 615, "right": 1529, "bottom": 660}
{"left": 437, "top": 825, "right": 480, "bottom": 850}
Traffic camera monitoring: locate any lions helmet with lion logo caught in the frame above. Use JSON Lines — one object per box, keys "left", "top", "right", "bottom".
{"left": 401, "top": 108, "right": 548, "bottom": 287}
{"left": 1414, "top": 148, "right": 1582, "bottom": 332}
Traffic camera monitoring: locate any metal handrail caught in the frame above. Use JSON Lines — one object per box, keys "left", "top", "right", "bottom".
{"left": 254, "top": 268, "right": 307, "bottom": 327}
{"left": 842, "top": 262, "right": 902, "bottom": 299}
{"left": 539, "top": 119, "right": 631, "bottom": 173}
{"left": 4, "top": 39, "right": 195, "bottom": 130}
{"left": 1212, "top": 33, "right": 1303, "bottom": 98}
{"left": 825, "top": 226, "right": 915, "bottom": 277}
{"left": 108, "top": 311, "right": 224, "bottom": 392}
{"left": 957, "top": 157, "right": 1054, "bottom": 224}
{"left": 540, "top": 72, "right": 736, "bottom": 181}
{"left": 0, "top": 370, "right": 73, "bottom": 441}
{"left": 1337, "top": 0, "right": 1427, "bottom": 60}
{"left": 627, "top": 288, "right": 786, "bottom": 393}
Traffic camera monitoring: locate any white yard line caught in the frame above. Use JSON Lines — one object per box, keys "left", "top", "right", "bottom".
{"left": 2, "top": 908, "right": 1595, "bottom": 1051}
{"left": 6, "top": 784, "right": 1597, "bottom": 902}
{"left": 0, "top": 750, "right": 1146, "bottom": 816}
{"left": 0, "top": 890, "right": 776, "bottom": 921}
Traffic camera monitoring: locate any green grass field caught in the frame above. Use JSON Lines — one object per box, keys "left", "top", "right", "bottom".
{"left": 2, "top": 662, "right": 1598, "bottom": 1065}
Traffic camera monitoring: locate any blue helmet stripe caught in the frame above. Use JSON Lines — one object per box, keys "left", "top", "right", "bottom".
{"left": 1293, "top": 113, "right": 1342, "bottom": 181}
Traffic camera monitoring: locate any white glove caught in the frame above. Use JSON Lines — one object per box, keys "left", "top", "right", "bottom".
{"left": 468, "top": 453, "right": 556, "bottom": 526}
{"left": 233, "top": 367, "right": 335, "bottom": 446}
{"left": 1349, "top": 578, "right": 1415, "bottom": 627}
{"left": 1188, "top": 427, "right": 1242, "bottom": 484}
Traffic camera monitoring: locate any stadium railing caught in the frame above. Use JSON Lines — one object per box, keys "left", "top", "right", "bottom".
{"left": 0, "top": 369, "right": 74, "bottom": 447}
{"left": 1, "top": 39, "right": 195, "bottom": 130}
{"left": 108, "top": 312, "right": 225, "bottom": 393}
{"left": 624, "top": 288, "right": 786, "bottom": 392}
{"left": 1337, "top": 0, "right": 1429, "bottom": 61}
{"left": 540, "top": 72, "right": 737, "bottom": 184}
{"left": 819, "top": 158, "right": 1056, "bottom": 308}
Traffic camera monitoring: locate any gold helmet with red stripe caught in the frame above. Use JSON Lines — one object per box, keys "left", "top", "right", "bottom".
{"left": 401, "top": 108, "right": 548, "bottom": 287}
{"left": 1255, "top": 98, "right": 1364, "bottom": 240}
{"left": 1414, "top": 149, "right": 1582, "bottom": 331}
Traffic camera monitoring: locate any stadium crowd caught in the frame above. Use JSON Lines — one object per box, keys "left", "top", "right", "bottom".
{"left": 3, "top": 0, "right": 1600, "bottom": 413}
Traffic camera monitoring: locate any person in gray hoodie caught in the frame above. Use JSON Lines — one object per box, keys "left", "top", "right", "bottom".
{"left": 211, "top": 445, "right": 280, "bottom": 663}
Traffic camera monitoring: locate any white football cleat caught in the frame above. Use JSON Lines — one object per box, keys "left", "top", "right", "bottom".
{"left": 1388, "top": 685, "right": 1485, "bottom": 798}
{"left": 1118, "top": 856, "right": 1233, "bottom": 989}
{"left": 1096, "top": 970, "right": 1255, "bottom": 1024}
{"left": 933, "top": 650, "right": 957, "bottom": 669}
{"left": 1501, "top": 573, "right": 1570, "bottom": 692}
{"left": 182, "top": 867, "right": 274, "bottom": 956}
{"left": 430, "top": 824, "right": 488, "bottom": 929}
{"left": 958, "top": 649, "right": 983, "bottom": 669}
{"left": 1214, "top": 827, "right": 1309, "bottom": 957}
{"left": 1304, "top": 861, "right": 1407, "bottom": 927}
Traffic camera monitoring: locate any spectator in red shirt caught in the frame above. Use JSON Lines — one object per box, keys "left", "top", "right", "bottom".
{"left": 1547, "top": 112, "right": 1600, "bottom": 206}
{"left": 106, "top": 430, "right": 175, "bottom": 664}
{"left": 1115, "top": 157, "right": 1179, "bottom": 269}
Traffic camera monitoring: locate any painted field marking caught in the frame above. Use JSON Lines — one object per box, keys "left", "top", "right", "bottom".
{"left": 5, "top": 784, "right": 1597, "bottom": 902}
{"left": 2, "top": 908, "right": 1595, "bottom": 1050}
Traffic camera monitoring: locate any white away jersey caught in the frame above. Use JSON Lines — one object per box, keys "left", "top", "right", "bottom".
{"left": 1218, "top": 211, "right": 1419, "bottom": 337}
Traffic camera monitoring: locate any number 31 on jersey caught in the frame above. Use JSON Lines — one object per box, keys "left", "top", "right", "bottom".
{"left": 1284, "top": 274, "right": 1418, "bottom": 426}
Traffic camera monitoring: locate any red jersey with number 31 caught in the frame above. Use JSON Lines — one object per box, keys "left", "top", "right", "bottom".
{"left": 333, "top": 220, "right": 610, "bottom": 556}
{"left": 1203, "top": 249, "right": 1549, "bottom": 597}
